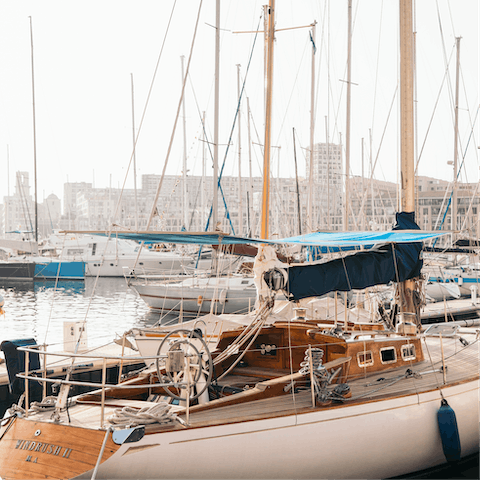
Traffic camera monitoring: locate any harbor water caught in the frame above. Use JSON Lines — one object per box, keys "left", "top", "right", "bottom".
{"left": 0, "top": 277, "right": 167, "bottom": 352}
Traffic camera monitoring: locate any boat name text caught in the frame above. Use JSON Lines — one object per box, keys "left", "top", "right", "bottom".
{"left": 15, "top": 440, "right": 72, "bottom": 459}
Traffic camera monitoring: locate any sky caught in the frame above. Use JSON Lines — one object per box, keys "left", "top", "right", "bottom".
{"left": 0, "top": 0, "right": 478, "bottom": 207}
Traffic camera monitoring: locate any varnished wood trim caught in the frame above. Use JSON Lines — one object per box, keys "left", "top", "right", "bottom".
{"left": 0, "top": 417, "right": 120, "bottom": 480}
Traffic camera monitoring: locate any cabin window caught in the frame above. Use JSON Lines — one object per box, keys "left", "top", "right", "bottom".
{"left": 91, "top": 243, "right": 97, "bottom": 255}
{"left": 401, "top": 344, "right": 416, "bottom": 361}
{"left": 357, "top": 351, "right": 374, "bottom": 367}
{"left": 380, "top": 347, "right": 397, "bottom": 364}
{"left": 66, "top": 248, "right": 84, "bottom": 256}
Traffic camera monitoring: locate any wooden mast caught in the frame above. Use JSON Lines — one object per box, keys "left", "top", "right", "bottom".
{"left": 399, "top": 0, "right": 417, "bottom": 322}
{"left": 261, "top": 0, "right": 275, "bottom": 239}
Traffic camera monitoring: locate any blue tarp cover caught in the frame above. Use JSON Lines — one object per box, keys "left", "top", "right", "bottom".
{"left": 284, "top": 212, "right": 423, "bottom": 301}
{"left": 81, "top": 221, "right": 446, "bottom": 250}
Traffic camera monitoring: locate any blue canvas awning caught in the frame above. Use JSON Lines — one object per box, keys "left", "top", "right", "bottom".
{"left": 274, "top": 212, "right": 430, "bottom": 300}
{"left": 65, "top": 226, "right": 447, "bottom": 251}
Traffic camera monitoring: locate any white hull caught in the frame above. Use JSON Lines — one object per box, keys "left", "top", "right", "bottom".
{"left": 426, "top": 264, "right": 480, "bottom": 297}
{"left": 84, "top": 254, "right": 190, "bottom": 277}
{"left": 131, "top": 277, "right": 257, "bottom": 315}
{"left": 425, "top": 282, "right": 461, "bottom": 301}
{"left": 89, "top": 380, "right": 479, "bottom": 479}
{"left": 42, "top": 233, "right": 193, "bottom": 277}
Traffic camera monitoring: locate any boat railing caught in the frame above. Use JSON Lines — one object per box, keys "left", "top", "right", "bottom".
{"left": 15, "top": 345, "right": 192, "bottom": 423}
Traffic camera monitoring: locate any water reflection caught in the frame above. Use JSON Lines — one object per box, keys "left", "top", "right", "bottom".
{"left": 0, "top": 277, "right": 168, "bottom": 350}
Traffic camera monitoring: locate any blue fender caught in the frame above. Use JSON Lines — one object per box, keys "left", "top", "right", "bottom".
{"left": 437, "top": 399, "right": 461, "bottom": 462}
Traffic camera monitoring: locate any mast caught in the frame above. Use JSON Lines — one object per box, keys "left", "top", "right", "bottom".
{"left": 213, "top": 0, "right": 220, "bottom": 231}
{"left": 29, "top": 17, "right": 38, "bottom": 243}
{"left": 130, "top": 73, "right": 138, "bottom": 231}
{"left": 236, "top": 64, "right": 243, "bottom": 235}
{"left": 293, "top": 128, "right": 302, "bottom": 235}
{"left": 263, "top": 4, "right": 269, "bottom": 114}
{"left": 6, "top": 145, "right": 9, "bottom": 234}
{"left": 201, "top": 111, "right": 206, "bottom": 231}
{"left": 308, "top": 21, "right": 316, "bottom": 232}
{"left": 181, "top": 55, "right": 188, "bottom": 230}
{"left": 399, "top": 0, "right": 416, "bottom": 319}
{"left": 452, "top": 37, "right": 461, "bottom": 234}
{"left": 325, "top": 116, "right": 330, "bottom": 229}
{"left": 247, "top": 97, "right": 254, "bottom": 236}
{"left": 361, "top": 137, "right": 365, "bottom": 230}
{"left": 370, "top": 128, "right": 374, "bottom": 226}
{"left": 261, "top": 0, "right": 275, "bottom": 239}
{"left": 344, "top": 0, "right": 352, "bottom": 232}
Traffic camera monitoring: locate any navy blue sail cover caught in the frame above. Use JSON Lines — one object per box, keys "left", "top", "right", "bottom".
{"left": 284, "top": 212, "right": 422, "bottom": 301}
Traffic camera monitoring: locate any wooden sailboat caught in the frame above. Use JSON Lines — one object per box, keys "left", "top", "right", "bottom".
{"left": 0, "top": 306, "right": 477, "bottom": 479}
{"left": 0, "top": 2, "right": 477, "bottom": 479}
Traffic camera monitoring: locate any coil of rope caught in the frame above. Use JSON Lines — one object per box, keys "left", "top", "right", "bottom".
{"left": 29, "top": 396, "right": 61, "bottom": 414}
{"left": 107, "top": 402, "right": 186, "bottom": 427}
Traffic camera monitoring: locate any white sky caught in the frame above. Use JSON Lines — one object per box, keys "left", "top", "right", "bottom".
{"left": 0, "top": 1, "right": 478, "bottom": 206}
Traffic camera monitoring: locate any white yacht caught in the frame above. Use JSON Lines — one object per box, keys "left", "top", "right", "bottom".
{"left": 43, "top": 233, "right": 193, "bottom": 277}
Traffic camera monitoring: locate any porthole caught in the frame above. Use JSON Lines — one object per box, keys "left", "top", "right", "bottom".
{"left": 357, "top": 350, "right": 374, "bottom": 367}
{"left": 401, "top": 344, "right": 416, "bottom": 361}
{"left": 380, "top": 347, "right": 397, "bottom": 364}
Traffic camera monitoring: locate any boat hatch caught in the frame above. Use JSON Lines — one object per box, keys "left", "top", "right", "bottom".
{"left": 357, "top": 350, "right": 374, "bottom": 367}
{"left": 380, "top": 346, "right": 397, "bottom": 364}
{"left": 424, "top": 324, "right": 459, "bottom": 337}
{"left": 401, "top": 344, "right": 416, "bottom": 361}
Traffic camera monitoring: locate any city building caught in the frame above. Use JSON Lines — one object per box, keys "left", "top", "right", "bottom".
{"left": 1, "top": 170, "right": 479, "bottom": 246}
{"left": 2, "top": 171, "right": 36, "bottom": 236}
{"left": 306, "top": 142, "right": 344, "bottom": 231}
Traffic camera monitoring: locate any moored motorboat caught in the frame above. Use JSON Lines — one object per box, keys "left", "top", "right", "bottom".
{"left": 129, "top": 274, "right": 257, "bottom": 316}
{"left": 42, "top": 233, "right": 193, "bottom": 277}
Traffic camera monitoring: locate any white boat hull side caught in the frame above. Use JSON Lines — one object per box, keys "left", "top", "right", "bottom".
{"left": 85, "top": 255, "right": 189, "bottom": 277}
{"left": 132, "top": 284, "right": 257, "bottom": 315}
{"left": 87, "top": 380, "right": 479, "bottom": 479}
{"left": 425, "top": 282, "right": 461, "bottom": 301}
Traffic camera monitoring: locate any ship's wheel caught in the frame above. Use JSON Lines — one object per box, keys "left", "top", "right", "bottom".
{"left": 156, "top": 328, "right": 213, "bottom": 402}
